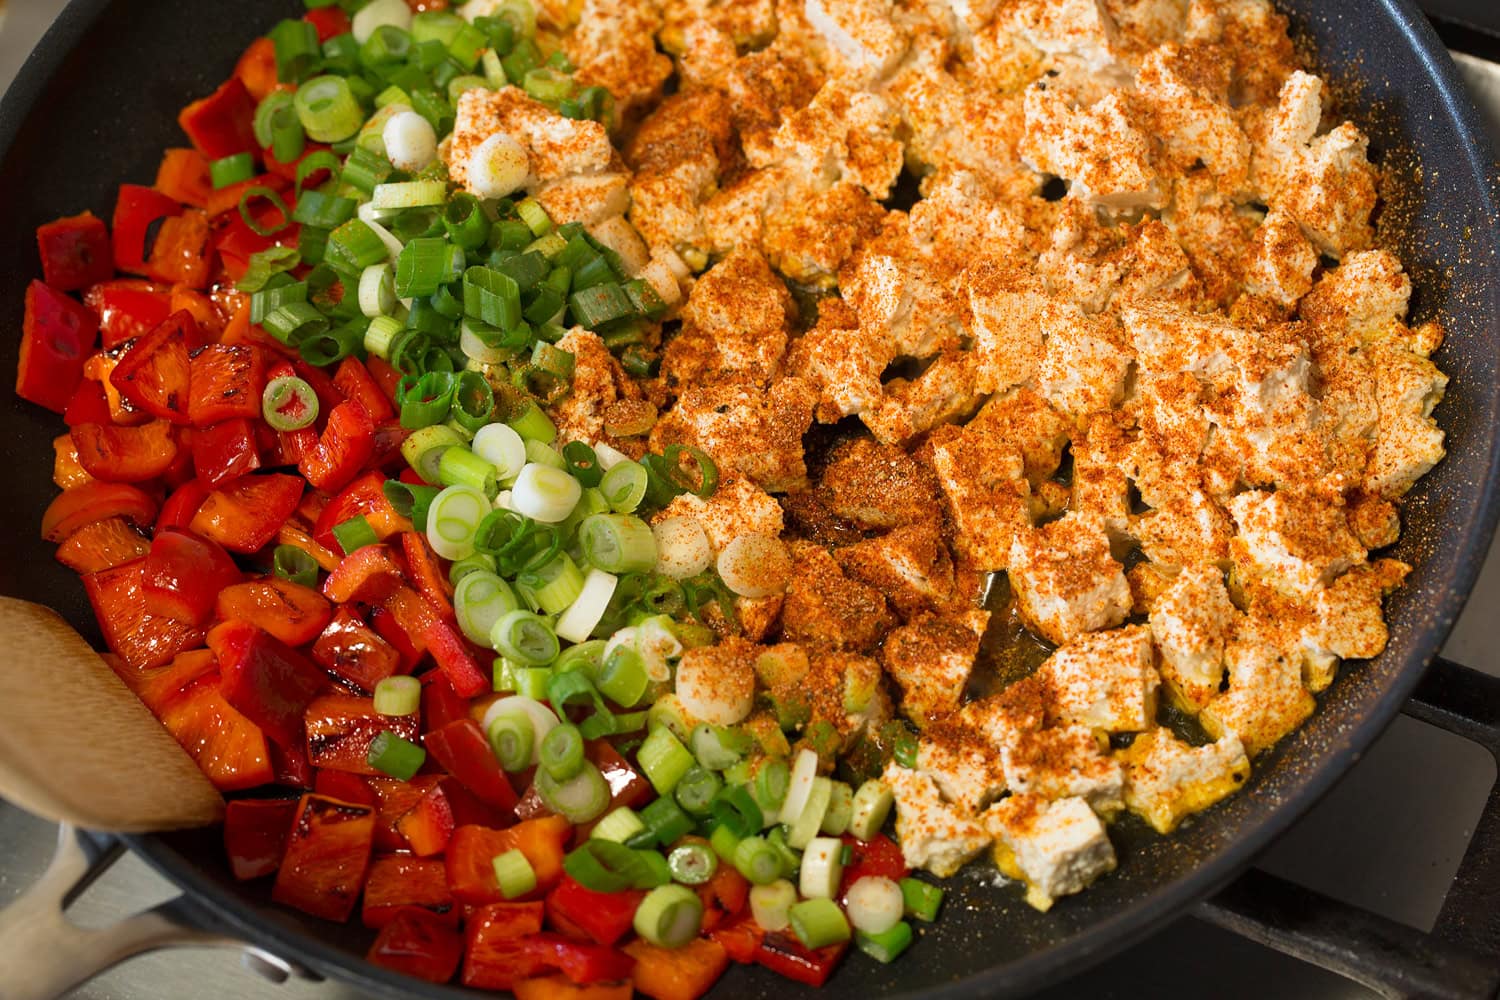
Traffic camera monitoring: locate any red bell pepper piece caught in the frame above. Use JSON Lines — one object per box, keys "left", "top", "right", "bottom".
{"left": 292, "top": 358, "right": 347, "bottom": 416}
{"left": 224, "top": 798, "right": 299, "bottom": 880}
{"left": 461, "top": 902, "right": 548, "bottom": 990}
{"left": 366, "top": 774, "right": 442, "bottom": 852}
{"left": 209, "top": 620, "right": 330, "bottom": 748}
{"left": 42, "top": 482, "right": 158, "bottom": 543}
{"left": 710, "top": 917, "right": 764, "bottom": 965}
{"left": 421, "top": 672, "right": 469, "bottom": 733}
{"left": 315, "top": 769, "right": 377, "bottom": 808}
{"left": 311, "top": 607, "right": 402, "bottom": 693}
{"left": 141, "top": 528, "right": 244, "bottom": 625}
{"left": 524, "top": 934, "right": 635, "bottom": 986}
{"left": 384, "top": 587, "right": 490, "bottom": 698}
{"left": 546, "top": 878, "right": 646, "bottom": 948}
{"left": 16, "top": 280, "right": 99, "bottom": 413}
{"left": 753, "top": 933, "right": 848, "bottom": 987}
{"left": 395, "top": 781, "right": 458, "bottom": 857}
{"left": 63, "top": 380, "right": 112, "bottom": 428}
{"left": 189, "top": 472, "right": 303, "bottom": 552}
{"left": 697, "top": 861, "right": 750, "bottom": 929}
{"left": 156, "top": 148, "right": 215, "bottom": 210}
{"left": 362, "top": 855, "right": 457, "bottom": 929}
{"left": 109, "top": 310, "right": 199, "bottom": 424}
{"left": 365, "top": 355, "right": 404, "bottom": 407}
{"left": 271, "top": 793, "right": 376, "bottom": 923}
{"left": 177, "top": 77, "right": 259, "bottom": 160}
{"left": 84, "top": 279, "right": 173, "bottom": 350}
{"left": 304, "top": 6, "right": 352, "bottom": 41}
{"left": 439, "top": 777, "right": 511, "bottom": 829}
{"left": 373, "top": 604, "right": 425, "bottom": 672}
{"left": 425, "top": 718, "right": 518, "bottom": 812}
{"left": 234, "top": 37, "right": 281, "bottom": 103}
{"left": 215, "top": 578, "right": 333, "bottom": 646}
{"left": 191, "top": 418, "right": 262, "bottom": 487}
{"left": 36, "top": 212, "right": 114, "bottom": 291}
{"left": 271, "top": 737, "right": 314, "bottom": 789}
{"left": 52, "top": 433, "right": 95, "bottom": 490}
{"left": 446, "top": 817, "right": 571, "bottom": 906}
{"left": 156, "top": 479, "right": 211, "bottom": 534}
{"left": 300, "top": 400, "right": 375, "bottom": 494}
{"left": 368, "top": 908, "right": 465, "bottom": 984}
{"left": 70, "top": 420, "right": 179, "bottom": 483}
{"left": 55, "top": 516, "right": 151, "bottom": 575}
{"left": 188, "top": 344, "right": 265, "bottom": 425}
{"left": 305, "top": 693, "right": 419, "bottom": 775}
{"left": 513, "top": 977, "right": 633, "bottom": 1000}
{"left": 838, "top": 833, "right": 909, "bottom": 901}
{"left": 147, "top": 210, "right": 213, "bottom": 289}
{"left": 312, "top": 471, "right": 412, "bottom": 553}
{"left": 624, "top": 937, "right": 731, "bottom": 1000}
{"left": 401, "top": 531, "right": 454, "bottom": 617}
{"left": 158, "top": 671, "right": 275, "bottom": 791}
{"left": 112, "top": 185, "right": 184, "bottom": 276}
{"left": 322, "top": 544, "right": 406, "bottom": 604}
{"left": 109, "top": 647, "right": 216, "bottom": 711}
{"left": 82, "top": 558, "right": 206, "bottom": 671}
{"left": 332, "top": 357, "right": 395, "bottom": 423}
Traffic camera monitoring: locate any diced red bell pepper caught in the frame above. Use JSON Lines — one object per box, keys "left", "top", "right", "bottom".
{"left": 374, "top": 604, "right": 425, "bottom": 672}
{"left": 209, "top": 620, "right": 329, "bottom": 748}
{"left": 292, "top": 358, "right": 346, "bottom": 416}
{"left": 71, "top": 420, "right": 179, "bottom": 483}
{"left": 314, "top": 769, "right": 377, "bottom": 808}
{"left": 234, "top": 37, "right": 281, "bottom": 103}
{"left": 112, "top": 185, "right": 185, "bottom": 276}
{"left": 366, "top": 355, "right": 404, "bottom": 408}
{"left": 305, "top": 693, "right": 419, "bottom": 775}
{"left": 169, "top": 285, "right": 225, "bottom": 336}
{"left": 446, "top": 818, "right": 571, "bottom": 906}
{"left": 322, "top": 544, "right": 406, "bottom": 605}
{"left": 215, "top": 578, "right": 333, "bottom": 646}
{"left": 513, "top": 977, "right": 634, "bottom": 1000}
{"left": 85, "top": 279, "right": 174, "bottom": 350}
{"left": 300, "top": 400, "right": 375, "bottom": 494}
{"left": 710, "top": 917, "right": 763, "bottom": 965}
{"left": 156, "top": 148, "right": 215, "bottom": 210}
{"left": 697, "top": 861, "right": 750, "bottom": 929}
{"left": 109, "top": 310, "right": 198, "bottom": 423}
{"left": 191, "top": 418, "right": 262, "bottom": 487}
{"left": 305, "top": 6, "right": 352, "bottom": 41}
{"left": 189, "top": 472, "right": 303, "bottom": 552}
{"left": 401, "top": 531, "right": 454, "bottom": 617}
{"left": 271, "top": 793, "right": 376, "bottom": 923}
{"left": 147, "top": 210, "right": 213, "bottom": 289}
{"left": 395, "top": 781, "right": 457, "bottom": 857}
{"left": 332, "top": 357, "right": 395, "bottom": 423}
{"left": 838, "top": 833, "right": 909, "bottom": 901}
{"left": 624, "top": 937, "right": 731, "bottom": 1000}
{"left": 311, "top": 607, "right": 402, "bottom": 693}
{"left": 546, "top": 878, "right": 646, "bottom": 948}
{"left": 461, "top": 902, "right": 548, "bottom": 990}
{"left": 63, "top": 379, "right": 112, "bottom": 428}
{"left": 110, "top": 647, "right": 216, "bottom": 712}
{"left": 224, "top": 798, "right": 299, "bottom": 880}
{"left": 55, "top": 516, "right": 150, "bottom": 574}
{"left": 83, "top": 558, "right": 206, "bottom": 671}
{"left": 178, "top": 77, "right": 259, "bottom": 160}
{"left": 156, "top": 479, "right": 211, "bottom": 534}
{"left": 440, "top": 776, "right": 511, "bottom": 830}
{"left": 524, "top": 934, "right": 635, "bottom": 986}
{"left": 363, "top": 855, "right": 458, "bottom": 929}
{"left": 188, "top": 344, "right": 265, "bottom": 425}
{"left": 312, "top": 471, "right": 412, "bottom": 553}
{"left": 367, "top": 908, "right": 465, "bottom": 984}
{"left": 53, "top": 433, "right": 95, "bottom": 489}
{"left": 383, "top": 587, "right": 490, "bottom": 698}
{"left": 206, "top": 172, "right": 291, "bottom": 225}
{"left": 424, "top": 719, "right": 518, "bottom": 812}
{"left": 42, "top": 482, "right": 158, "bottom": 542}
{"left": 16, "top": 280, "right": 99, "bottom": 413}
{"left": 36, "top": 212, "right": 114, "bottom": 291}
{"left": 366, "top": 774, "right": 442, "bottom": 852}
{"left": 158, "top": 672, "right": 275, "bottom": 791}
{"left": 421, "top": 672, "right": 469, "bottom": 734}
{"left": 753, "top": 933, "right": 848, "bottom": 988}
{"left": 141, "top": 528, "right": 243, "bottom": 625}
{"left": 271, "top": 737, "right": 314, "bottom": 789}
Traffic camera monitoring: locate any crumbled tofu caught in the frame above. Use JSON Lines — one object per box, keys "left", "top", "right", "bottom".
{"left": 447, "top": 88, "right": 613, "bottom": 193}
{"left": 1039, "top": 625, "right": 1159, "bottom": 733}
{"left": 984, "top": 795, "right": 1117, "bottom": 911}
{"left": 883, "top": 762, "right": 992, "bottom": 877}
{"left": 885, "top": 61, "right": 1029, "bottom": 191}
{"left": 1117, "top": 728, "right": 1250, "bottom": 833}
{"left": 840, "top": 215, "right": 967, "bottom": 363}
{"left": 1134, "top": 490, "right": 1234, "bottom": 573}
{"left": 861, "top": 350, "right": 985, "bottom": 445}
{"left": 1008, "top": 514, "right": 1132, "bottom": 644}
{"left": 1150, "top": 563, "right": 1237, "bottom": 711}
{"left": 781, "top": 540, "right": 897, "bottom": 652}
{"left": 1295, "top": 559, "right": 1410, "bottom": 690}
{"left": 964, "top": 260, "right": 1047, "bottom": 396}
{"left": 762, "top": 182, "right": 886, "bottom": 287}
{"left": 804, "top": 0, "right": 910, "bottom": 81}
{"left": 662, "top": 249, "right": 793, "bottom": 389}
{"left": 701, "top": 166, "right": 791, "bottom": 264}
{"left": 625, "top": 90, "right": 736, "bottom": 263}
{"left": 535, "top": 172, "right": 630, "bottom": 228}
{"left": 1133, "top": 44, "right": 1249, "bottom": 189}
{"left": 966, "top": 388, "right": 1072, "bottom": 486}
{"left": 1070, "top": 418, "right": 1132, "bottom": 541}
{"left": 1000, "top": 0, "right": 1120, "bottom": 72}
{"left": 917, "top": 727, "right": 1007, "bottom": 815}
{"left": 1021, "top": 88, "right": 1163, "bottom": 213}
{"left": 562, "top": 0, "right": 673, "bottom": 121}
{"left": 1227, "top": 488, "right": 1366, "bottom": 598}
{"left": 929, "top": 424, "right": 1034, "bottom": 571}
{"left": 737, "top": 595, "right": 785, "bottom": 644}
{"left": 752, "top": 82, "right": 904, "bottom": 199}
{"left": 1243, "top": 210, "right": 1319, "bottom": 307}
{"left": 544, "top": 329, "right": 643, "bottom": 448}
{"left": 1122, "top": 302, "right": 1237, "bottom": 377}
{"left": 1034, "top": 303, "right": 1133, "bottom": 421}
{"left": 651, "top": 376, "right": 816, "bottom": 492}
{"left": 836, "top": 520, "right": 960, "bottom": 619}
{"left": 1300, "top": 249, "right": 1412, "bottom": 344}
{"left": 882, "top": 610, "right": 988, "bottom": 726}
{"left": 997, "top": 723, "right": 1125, "bottom": 814}
{"left": 1364, "top": 343, "right": 1448, "bottom": 499}
{"left": 655, "top": 473, "right": 784, "bottom": 555}
{"left": 1200, "top": 622, "right": 1315, "bottom": 756}
{"left": 818, "top": 437, "right": 944, "bottom": 531}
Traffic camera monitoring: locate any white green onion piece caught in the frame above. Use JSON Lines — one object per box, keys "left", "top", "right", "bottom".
{"left": 787, "top": 776, "right": 833, "bottom": 851}
{"left": 636, "top": 616, "right": 683, "bottom": 683}
{"left": 652, "top": 517, "right": 712, "bottom": 580}
{"left": 355, "top": 200, "right": 405, "bottom": 265}
{"left": 788, "top": 897, "right": 850, "bottom": 950}
{"left": 454, "top": 571, "right": 520, "bottom": 645}
{"left": 373, "top": 179, "right": 449, "bottom": 210}
{"left": 848, "top": 780, "right": 894, "bottom": 842}
{"left": 555, "top": 567, "right": 619, "bottom": 644}
{"left": 351, "top": 0, "right": 412, "bottom": 43}
{"left": 426, "top": 484, "right": 490, "bottom": 560}
{"left": 778, "top": 748, "right": 820, "bottom": 827}
{"left": 674, "top": 648, "right": 754, "bottom": 727}
{"left": 482, "top": 695, "right": 559, "bottom": 768}
{"left": 382, "top": 110, "right": 438, "bottom": 173}
{"left": 845, "top": 876, "right": 904, "bottom": 935}
{"left": 511, "top": 463, "right": 582, "bottom": 524}
{"left": 372, "top": 676, "right": 421, "bottom": 717}
{"left": 633, "top": 884, "right": 703, "bottom": 950}
{"left": 717, "top": 532, "right": 793, "bottom": 599}
{"left": 358, "top": 263, "right": 397, "bottom": 318}
{"left": 468, "top": 133, "right": 531, "bottom": 201}
{"left": 821, "top": 781, "right": 854, "bottom": 836}
{"left": 749, "top": 879, "right": 797, "bottom": 932}
{"left": 364, "top": 314, "right": 403, "bottom": 360}
{"left": 593, "top": 441, "right": 630, "bottom": 471}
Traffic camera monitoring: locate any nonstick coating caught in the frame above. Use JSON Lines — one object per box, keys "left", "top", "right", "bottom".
{"left": 1, "top": 1, "right": 1497, "bottom": 997}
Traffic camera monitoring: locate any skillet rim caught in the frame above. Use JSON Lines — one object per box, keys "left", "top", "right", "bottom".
{"left": 0, "top": 0, "right": 1496, "bottom": 995}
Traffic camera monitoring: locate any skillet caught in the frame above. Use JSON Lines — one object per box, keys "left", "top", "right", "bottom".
{"left": 1, "top": 0, "right": 1498, "bottom": 996}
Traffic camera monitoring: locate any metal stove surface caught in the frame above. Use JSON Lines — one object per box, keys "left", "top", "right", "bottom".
{"left": 0, "top": 5, "right": 1497, "bottom": 999}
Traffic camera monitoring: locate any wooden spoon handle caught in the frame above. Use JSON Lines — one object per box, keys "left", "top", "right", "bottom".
{"left": 0, "top": 597, "right": 223, "bottom": 831}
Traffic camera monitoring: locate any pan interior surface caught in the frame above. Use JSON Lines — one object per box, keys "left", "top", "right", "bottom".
{"left": 0, "top": 0, "right": 1496, "bottom": 997}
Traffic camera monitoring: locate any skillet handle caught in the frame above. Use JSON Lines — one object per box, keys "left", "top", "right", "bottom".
{"left": 1196, "top": 657, "right": 1500, "bottom": 1000}
{"left": 0, "top": 824, "right": 312, "bottom": 1000}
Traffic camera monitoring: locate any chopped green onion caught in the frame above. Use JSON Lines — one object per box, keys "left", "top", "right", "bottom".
{"left": 664, "top": 444, "right": 719, "bottom": 499}
{"left": 491, "top": 609, "right": 559, "bottom": 666}
{"left": 638, "top": 726, "right": 695, "bottom": 796}
{"left": 667, "top": 842, "right": 717, "bottom": 886}
{"left": 341, "top": 145, "right": 392, "bottom": 195}
{"left": 262, "top": 375, "right": 319, "bottom": 431}
{"left": 454, "top": 571, "right": 520, "bottom": 645}
{"left": 507, "top": 401, "right": 557, "bottom": 444}
{"left": 555, "top": 567, "right": 619, "bottom": 646}
{"left": 236, "top": 247, "right": 302, "bottom": 294}
{"left": 822, "top": 782, "right": 855, "bottom": 839}
{"left": 754, "top": 759, "right": 790, "bottom": 817}
{"left": 329, "top": 218, "right": 391, "bottom": 270}
{"left": 693, "top": 725, "right": 748, "bottom": 772}
{"left": 358, "top": 263, "right": 397, "bottom": 318}
{"left": 464, "top": 266, "right": 522, "bottom": 330}
{"left": 634, "top": 885, "right": 702, "bottom": 949}
{"left": 486, "top": 707, "right": 535, "bottom": 772}
{"left": 294, "top": 150, "right": 343, "bottom": 198}
{"left": 332, "top": 514, "right": 379, "bottom": 555}
{"left": 366, "top": 730, "right": 426, "bottom": 780}
{"left": 364, "top": 315, "right": 404, "bottom": 360}
{"left": 766, "top": 826, "right": 801, "bottom": 878}
{"left": 426, "top": 483, "right": 489, "bottom": 560}
{"left": 396, "top": 237, "right": 456, "bottom": 298}
{"left": 900, "top": 877, "right": 944, "bottom": 923}
{"left": 472, "top": 422, "right": 527, "bottom": 481}
{"left": 787, "top": 776, "right": 833, "bottom": 850}
{"left": 452, "top": 553, "right": 498, "bottom": 586}
{"left": 264, "top": 302, "right": 329, "bottom": 346}
{"left": 597, "top": 645, "right": 649, "bottom": 708}
{"left": 443, "top": 192, "right": 490, "bottom": 250}
{"left": 210, "top": 153, "right": 255, "bottom": 190}
{"left": 400, "top": 370, "right": 458, "bottom": 430}
{"left": 516, "top": 196, "right": 552, "bottom": 236}
{"left": 451, "top": 371, "right": 496, "bottom": 433}
{"left": 733, "top": 836, "right": 782, "bottom": 886}
{"left": 799, "top": 836, "right": 844, "bottom": 900}
{"left": 540, "top": 722, "right": 585, "bottom": 782}
{"left": 492, "top": 849, "right": 537, "bottom": 900}
{"left": 519, "top": 553, "right": 585, "bottom": 615}
{"left": 272, "top": 544, "right": 319, "bottom": 588}
{"left": 295, "top": 74, "right": 364, "bottom": 143}
{"left": 708, "top": 824, "right": 740, "bottom": 866}
{"left": 561, "top": 442, "right": 603, "bottom": 489}
{"left": 566, "top": 840, "right": 670, "bottom": 893}
{"left": 239, "top": 186, "right": 292, "bottom": 237}
{"left": 750, "top": 879, "right": 797, "bottom": 933}
{"left": 856, "top": 921, "right": 914, "bottom": 964}
{"left": 512, "top": 464, "right": 582, "bottom": 524}
{"left": 402, "top": 424, "right": 464, "bottom": 484}
{"left": 254, "top": 90, "right": 297, "bottom": 148}
{"left": 524, "top": 438, "right": 566, "bottom": 471}
{"left": 848, "top": 780, "right": 894, "bottom": 842}
{"left": 593, "top": 806, "right": 647, "bottom": 844}
{"left": 293, "top": 189, "right": 356, "bottom": 230}
{"left": 789, "top": 897, "right": 850, "bottom": 950}
{"left": 439, "top": 446, "right": 498, "bottom": 496}
{"left": 637, "top": 796, "right": 694, "bottom": 849}
{"left": 710, "top": 785, "right": 763, "bottom": 839}
{"left": 569, "top": 282, "right": 633, "bottom": 328}
{"left": 374, "top": 179, "right": 449, "bottom": 211}
{"left": 513, "top": 666, "right": 551, "bottom": 702}
{"left": 373, "top": 676, "right": 421, "bottom": 717}
{"left": 673, "top": 766, "right": 721, "bottom": 817}
{"left": 600, "top": 461, "right": 649, "bottom": 514}
{"left": 537, "top": 761, "right": 610, "bottom": 824}
{"left": 270, "top": 18, "right": 321, "bottom": 83}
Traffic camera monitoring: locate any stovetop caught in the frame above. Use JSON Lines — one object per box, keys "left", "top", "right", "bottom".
{"left": 0, "top": 6, "right": 1496, "bottom": 999}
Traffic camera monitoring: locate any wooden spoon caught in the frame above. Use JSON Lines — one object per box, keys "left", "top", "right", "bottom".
{"left": 0, "top": 597, "right": 224, "bottom": 831}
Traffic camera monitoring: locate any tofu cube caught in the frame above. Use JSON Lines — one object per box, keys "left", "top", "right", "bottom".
{"left": 1021, "top": 89, "right": 1162, "bottom": 213}
{"left": 1364, "top": 343, "right": 1448, "bottom": 499}
{"left": 1008, "top": 514, "right": 1132, "bottom": 644}
{"left": 781, "top": 541, "right": 897, "bottom": 653}
{"left": 998, "top": 723, "right": 1125, "bottom": 815}
{"left": 984, "top": 795, "right": 1117, "bottom": 911}
{"left": 929, "top": 424, "right": 1035, "bottom": 571}
{"left": 1150, "top": 563, "right": 1238, "bottom": 711}
{"left": 1039, "top": 625, "right": 1159, "bottom": 733}
{"left": 1227, "top": 488, "right": 1366, "bottom": 598}
{"left": 656, "top": 473, "right": 784, "bottom": 555}
{"left": 1117, "top": 728, "right": 1250, "bottom": 833}
{"left": 883, "top": 762, "right": 992, "bottom": 877}
{"left": 916, "top": 730, "right": 1008, "bottom": 815}
{"left": 1200, "top": 625, "right": 1315, "bottom": 756}
{"left": 836, "top": 520, "right": 960, "bottom": 620}
{"left": 883, "top": 611, "right": 988, "bottom": 727}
